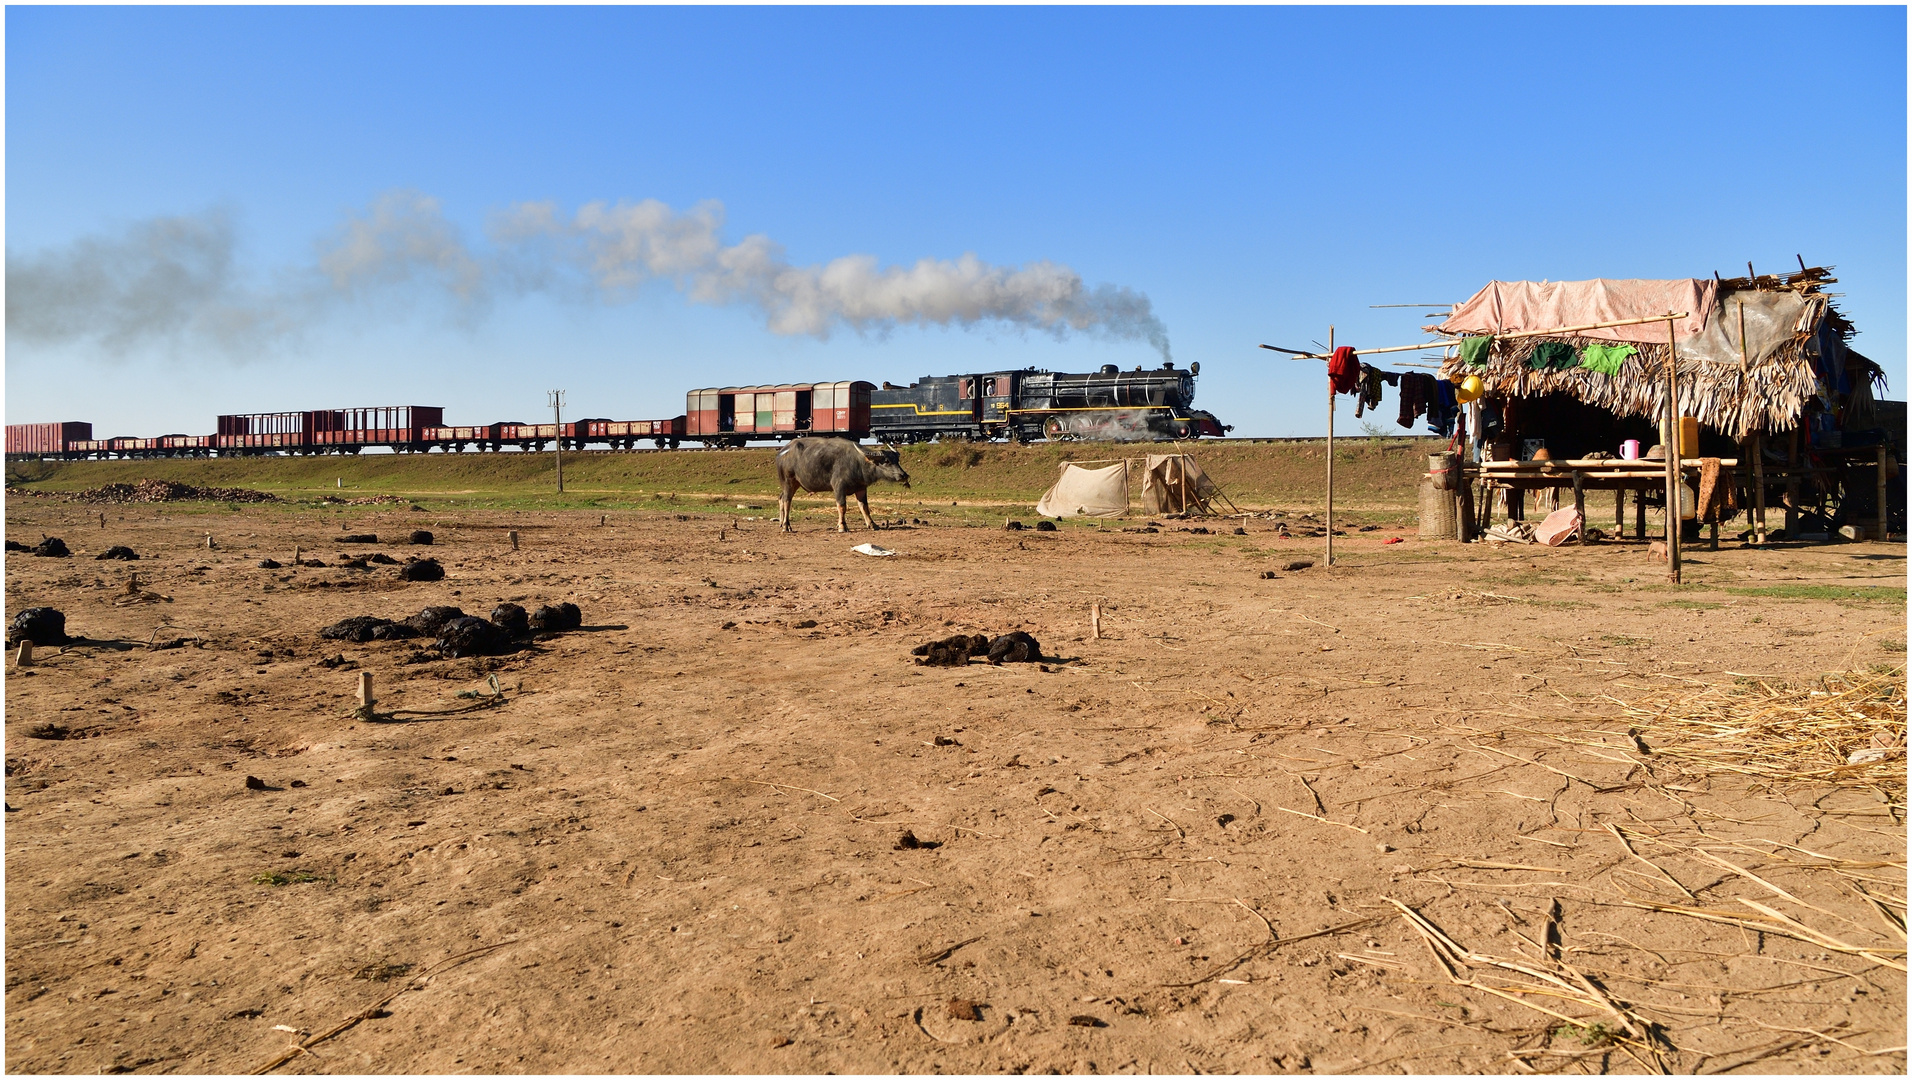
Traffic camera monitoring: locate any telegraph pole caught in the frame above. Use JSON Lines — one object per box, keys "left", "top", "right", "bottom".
{"left": 548, "top": 389, "right": 566, "bottom": 494}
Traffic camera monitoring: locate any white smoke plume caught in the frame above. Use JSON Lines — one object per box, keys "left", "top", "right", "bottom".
{"left": 7, "top": 191, "right": 1172, "bottom": 361}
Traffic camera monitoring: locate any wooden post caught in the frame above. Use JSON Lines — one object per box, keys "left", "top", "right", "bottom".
{"left": 1635, "top": 486, "right": 1647, "bottom": 540}
{"left": 1615, "top": 488, "right": 1625, "bottom": 532}
{"left": 15, "top": 640, "right": 33, "bottom": 668}
{"left": 1879, "top": 449, "right": 1893, "bottom": 542}
{"left": 1572, "top": 471, "right": 1586, "bottom": 544}
{"left": 1752, "top": 433, "right": 1768, "bottom": 544}
{"left": 1785, "top": 428, "right": 1800, "bottom": 535}
{"left": 1665, "top": 317, "right": 1682, "bottom": 583}
{"left": 508, "top": 530, "right": 520, "bottom": 551}
{"left": 1323, "top": 324, "right": 1338, "bottom": 569}
{"left": 549, "top": 389, "right": 567, "bottom": 494}
{"left": 1091, "top": 602, "right": 1102, "bottom": 640}
{"left": 356, "top": 671, "right": 375, "bottom": 720}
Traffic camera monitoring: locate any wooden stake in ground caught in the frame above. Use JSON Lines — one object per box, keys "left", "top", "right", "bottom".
{"left": 355, "top": 672, "right": 375, "bottom": 721}
{"left": 1091, "top": 602, "right": 1102, "bottom": 641}
{"left": 1664, "top": 316, "right": 1682, "bottom": 584}
{"left": 15, "top": 641, "right": 33, "bottom": 669}
{"left": 508, "top": 530, "right": 520, "bottom": 551}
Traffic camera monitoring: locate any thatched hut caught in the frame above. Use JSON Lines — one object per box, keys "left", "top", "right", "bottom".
{"left": 1430, "top": 265, "right": 1898, "bottom": 539}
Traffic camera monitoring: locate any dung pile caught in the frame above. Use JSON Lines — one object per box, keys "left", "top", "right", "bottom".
{"left": 912, "top": 631, "right": 1041, "bottom": 666}
{"left": 913, "top": 634, "right": 989, "bottom": 666}
{"left": 397, "top": 557, "right": 444, "bottom": 582}
{"left": 318, "top": 601, "right": 585, "bottom": 657}
{"left": 95, "top": 546, "right": 140, "bottom": 561}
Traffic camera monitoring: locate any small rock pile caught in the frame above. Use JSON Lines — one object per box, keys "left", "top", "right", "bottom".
{"left": 36, "top": 479, "right": 280, "bottom": 504}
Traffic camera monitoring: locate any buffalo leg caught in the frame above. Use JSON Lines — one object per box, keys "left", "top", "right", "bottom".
{"left": 779, "top": 477, "right": 797, "bottom": 532}
{"left": 856, "top": 490, "right": 878, "bottom": 530}
{"left": 836, "top": 495, "right": 849, "bottom": 533}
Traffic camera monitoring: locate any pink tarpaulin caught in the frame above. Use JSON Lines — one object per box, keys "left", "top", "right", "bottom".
{"left": 1439, "top": 279, "right": 1716, "bottom": 343}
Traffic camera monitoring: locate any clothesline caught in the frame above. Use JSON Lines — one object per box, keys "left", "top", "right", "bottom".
{"left": 1258, "top": 311, "right": 1691, "bottom": 361}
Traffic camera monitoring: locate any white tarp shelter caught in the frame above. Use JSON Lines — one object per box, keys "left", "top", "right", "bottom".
{"left": 1035, "top": 461, "right": 1131, "bottom": 518}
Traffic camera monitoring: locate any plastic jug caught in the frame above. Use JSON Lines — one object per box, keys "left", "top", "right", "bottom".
{"left": 1619, "top": 439, "right": 1641, "bottom": 460}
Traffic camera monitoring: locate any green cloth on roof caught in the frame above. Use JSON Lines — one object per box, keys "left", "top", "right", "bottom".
{"left": 1458, "top": 335, "right": 1494, "bottom": 366}
{"left": 1529, "top": 342, "right": 1578, "bottom": 371}
{"left": 1578, "top": 343, "right": 1636, "bottom": 376}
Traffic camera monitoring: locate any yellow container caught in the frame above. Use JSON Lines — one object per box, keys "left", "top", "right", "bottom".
{"left": 1678, "top": 416, "right": 1699, "bottom": 457}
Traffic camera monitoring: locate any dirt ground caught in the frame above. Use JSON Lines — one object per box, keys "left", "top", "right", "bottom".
{"left": 5, "top": 498, "right": 1905, "bottom": 1074}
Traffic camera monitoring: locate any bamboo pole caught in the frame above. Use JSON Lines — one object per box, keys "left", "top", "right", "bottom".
{"left": 1752, "top": 433, "right": 1767, "bottom": 544}
{"left": 1737, "top": 302, "right": 1748, "bottom": 373}
{"left": 1261, "top": 311, "right": 1690, "bottom": 360}
{"left": 1326, "top": 325, "right": 1335, "bottom": 567}
{"left": 1665, "top": 317, "right": 1682, "bottom": 583}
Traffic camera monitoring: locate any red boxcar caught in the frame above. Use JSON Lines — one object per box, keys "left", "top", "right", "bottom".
{"left": 217, "top": 411, "right": 310, "bottom": 451}
{"left": 310, "top": 406, "right": 445, "bottom": 450}
{"left": 685, "top": 382, "right": 871, "bottom": 443}
{"left": 159, "top": 434, "right": 212, "bottom": 452}
{"left": 6, "top": 421, "right": 92, "bottom": 456}
{"left": 423, "top": 423, "right": 502, "bottom": 448}
{"left": 583, "top": 416, "right": 687, "bottom": 445}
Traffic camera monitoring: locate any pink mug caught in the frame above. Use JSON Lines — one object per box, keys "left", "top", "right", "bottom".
{"left": 1620, "top": 439, "right": 1641, "bottom": 460}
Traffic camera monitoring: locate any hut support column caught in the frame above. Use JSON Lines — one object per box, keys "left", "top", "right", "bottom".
{"left": 1879, "top": 449, "right": 1892, "bottom": 542}
{"left": 1752, "top": 434, "right": 1768, "bottom": 544}
{"left": 1664, "top": 317, "right": 1682, "bottom": 584}
{"left": 1784, "top": 428, "right": 1800, "bottom": 535}
{"left": 1325, "top": 325, "right": 1334, "bottom": 567}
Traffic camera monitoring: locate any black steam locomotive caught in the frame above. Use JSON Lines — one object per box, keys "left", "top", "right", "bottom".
{"left": 869, "top": 361, "right": 1228, "bottom": 443}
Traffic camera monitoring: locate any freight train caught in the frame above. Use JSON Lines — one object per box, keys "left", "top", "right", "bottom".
{"left": 5, "top": 364, "right": 1228, "bottom": 460}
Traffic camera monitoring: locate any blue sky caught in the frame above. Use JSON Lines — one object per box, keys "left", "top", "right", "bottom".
{"left": 7, "top": 5, "right": 1905, "bottom": 438}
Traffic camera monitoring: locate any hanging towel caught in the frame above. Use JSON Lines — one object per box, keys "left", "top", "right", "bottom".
{"left": 1354, "top": 365, "right": 1384, "bottom": 417}
{"left": 1529, "top": 342, "right": 1578, "bottom": 371}
{"left": 1579, "top": 343, "right": 1636, "bottom": 376}
{"left": 1429, "top": 379, "right": 1459, "bottom": 437}
{"left": 1459, "top": 336, "right": 1494, "bottom": 366}
{"left": 1397, "top": 372, "right": 1434, "bottom": 428}
{"left": 1328, "top": 346, "right": 1361, "bottom": 395}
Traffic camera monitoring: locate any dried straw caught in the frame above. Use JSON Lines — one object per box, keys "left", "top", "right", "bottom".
{"left": 1616, "top": 668, "right": 1906, "bottom": 799}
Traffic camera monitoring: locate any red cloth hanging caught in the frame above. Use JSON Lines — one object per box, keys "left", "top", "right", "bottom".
{"left": 1328, "top": 347, "right": 1361, "bottom": 394}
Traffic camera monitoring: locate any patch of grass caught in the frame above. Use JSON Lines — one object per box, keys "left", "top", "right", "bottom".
{"left": 351, "top": 961, "right": 413, "bottom": 981}
{"left": 1881, "top": 639, "right": 1905, "bottom": 653}
{"left": 252, "top": 870, "right": 322, "bottom": 887}
{"left": 1722, "top": 584, "right": 1906, "bottom": 603}
{"left": 1660, "top": 599, "right": 1725, "bottom": 611}
{"left": 1602, "top": 634, "right": 1650, "bottom": 647}
{"left": 4, "top": 438, "right": 1435, "bottom": 515}
{"left": 1554, "top": 1022, "right": 1618, "bottom": 1047}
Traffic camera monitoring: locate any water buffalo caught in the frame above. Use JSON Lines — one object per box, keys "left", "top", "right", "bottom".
{"left": 776, "top": 438, "right": 911, "bottom": 532}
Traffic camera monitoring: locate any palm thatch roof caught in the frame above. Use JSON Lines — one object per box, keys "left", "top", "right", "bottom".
{"left": 1433, "top": 266, "right": 1881, "bottom": 439}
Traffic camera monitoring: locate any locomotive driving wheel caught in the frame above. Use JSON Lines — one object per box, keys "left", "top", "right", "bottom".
{"left": 1043, "top": 416, "right": 1067, "bottom": 441}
